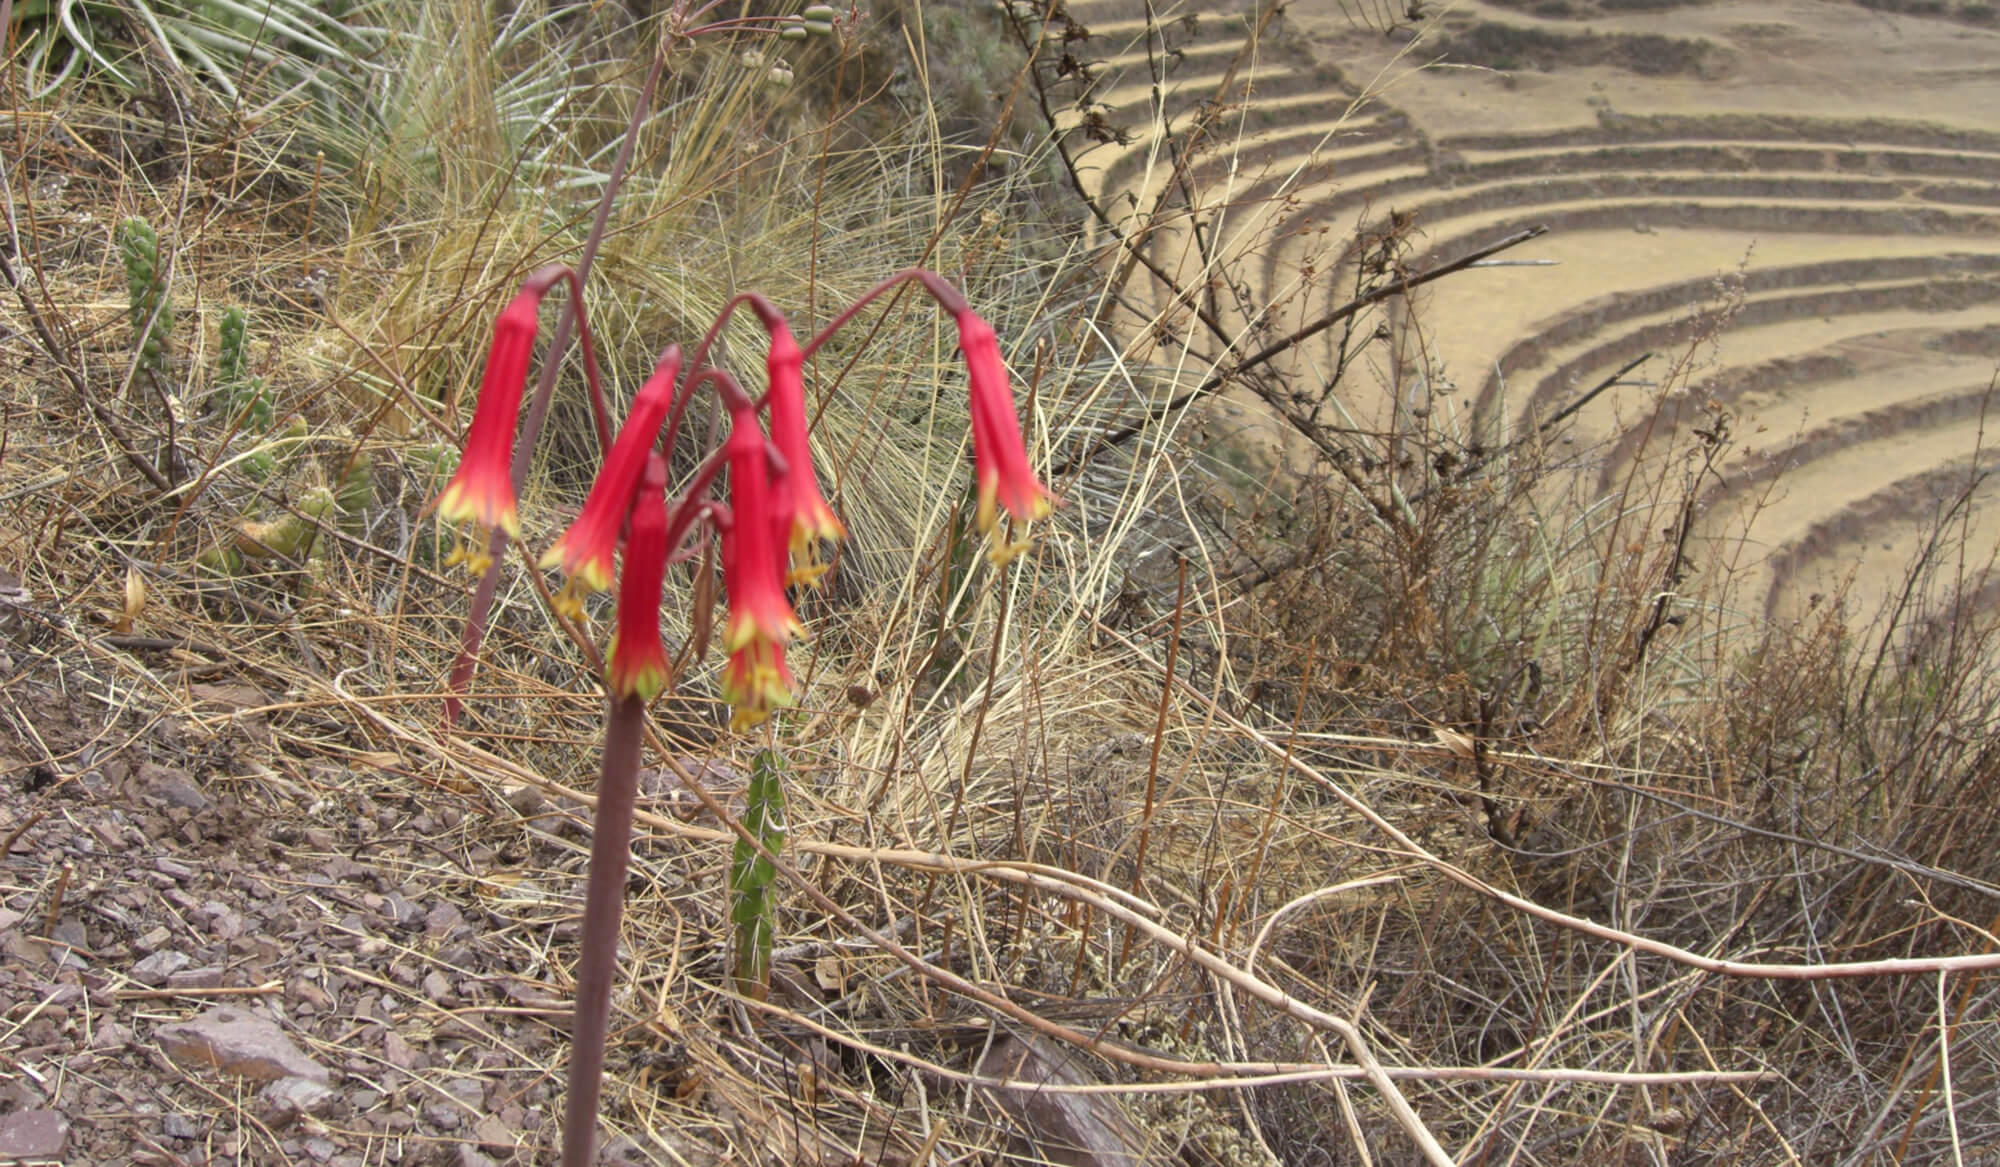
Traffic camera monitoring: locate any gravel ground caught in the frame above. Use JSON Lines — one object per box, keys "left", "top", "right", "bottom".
{"left": 0, "top": 629, "right": 670, "bottom": 1166}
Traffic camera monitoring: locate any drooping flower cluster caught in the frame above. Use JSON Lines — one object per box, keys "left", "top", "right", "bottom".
{"left": 434, "top": 270, "right": 1052, "bottom": 729}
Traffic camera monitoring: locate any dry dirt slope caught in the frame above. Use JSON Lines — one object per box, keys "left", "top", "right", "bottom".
{"left": 1056, "top": 0, "right": 2000, "bottom": 623}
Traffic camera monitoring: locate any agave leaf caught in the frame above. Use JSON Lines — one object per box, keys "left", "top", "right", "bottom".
{"left": 55, "top": 0, "right": 134, "bottom": 88}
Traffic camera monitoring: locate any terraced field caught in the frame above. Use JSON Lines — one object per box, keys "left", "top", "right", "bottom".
{"left": 1052, "top": 0, "right": 2000, "bottom": 624}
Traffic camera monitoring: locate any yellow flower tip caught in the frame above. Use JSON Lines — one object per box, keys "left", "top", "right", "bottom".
{"left": 437, "top": 482, "right": 520, "bottom": 542}
{"left": 786, "top": 561, "right": 831, "bottom": 589}
{"left": 722, "top": 639, "right": 795, "bottom": 730}
{"left": 985, "top": 533, "right": 1036, "bottom": 568}
{"left": 550, "top": 578, "right": 590, "bottom": 623}
{"left": 803, "top": 503, "right": 846, "bottom": 545}
{"left": 443, "top": 530, "right": 496, "bottom": 576}
{"left": 619, "top": 660, "right": 670, "bottom": 703}
{"left": 725, "top": 609, "right": 802, "bottom": 655}
{"left": 540, "top": 539, "right": 615, "bottom": 595}
{"left": 785, "top": 533, "right": 835, "bottom": 588}
{"left": 726, "top": 679, "right": 794, "bottom": 730}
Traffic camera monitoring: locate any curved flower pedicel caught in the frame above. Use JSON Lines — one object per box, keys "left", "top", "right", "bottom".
{"left": 952, "top": 307, "right": 1053, "bottom": 563}
{"left": 435, "top": 280, "right": 554, "bottom": 571}
{"left": 719, "top": 402, "right": 801, "bottom": 729}
{"left": 606, "top": 453, "right": 673, "bottom": 703}
{"left": 540, "top": 348, "right": 684, "bottom": 619}
{"left": 761, "top": 314, "right": 844, "bottom": 584}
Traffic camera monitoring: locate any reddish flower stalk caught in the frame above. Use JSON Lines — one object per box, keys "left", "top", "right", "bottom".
{"left": 719, "top": 402, "right": 801, "bottom": 728}
{"left": 755, "top": 304, "right": 843, "bottom": 584}
{"left": 434, "top": 277, "right": 555, "bottom": 568}
{"left": 558, "top": 680, "right": 647, "bottom": 1167}
{"left": 540, "top": 347, "right": 683, "bottom": 618}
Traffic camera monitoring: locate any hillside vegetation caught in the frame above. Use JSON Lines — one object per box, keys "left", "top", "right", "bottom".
{"left": 2, "top": 1, "right": 1999, "bottom": 1164}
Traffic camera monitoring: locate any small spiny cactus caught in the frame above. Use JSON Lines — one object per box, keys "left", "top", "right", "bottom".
{"left": 334, "top": 451, "right": 375, "bottom": 536}
{"left": 235, "top": 486, "right": 338, "bottom": 561}
{"left": 118, "top": 218, "right": 173, "bottom": 375}
{"left": 216, "top": 306, "right": 274, "bottom": 432}
{"left": 730, "top": 749, "right": 790, "bottom": 1000}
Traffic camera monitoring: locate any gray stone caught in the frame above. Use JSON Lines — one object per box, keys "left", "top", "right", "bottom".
{"left": 138, "top": 763, "right": 208, "bottom": 811}
{"left": 152, "top": 856, "right": 195, "bottom": 880}
{"left": 168, "top": 966, "right": 225, "bottom": 990}
{"left": 131, "top": 949, "right": 192, "bottom": 985}
{"left": 472, "top": 1112, "right": 516, "bottom": 1151}
{"left": 89, "top": 1019, "right": 131, "bottom": 1050}
{"left": 260, "top": 1075, "right": 336, "bottom": 1121}
{"left": 380, "top": 892, "right": 421, "bottom": 928}
{"left": 424, "top": 901, "right": 463, "bottom": 938}
{"left": 155, "top": 1006, "right": 330, "bottom": 1084}
{"left": 0, "top": 1109, "right": 69, "bottom": 1160}
{"left": 381, "top": 1029, "right": 417, "bottom": 1071}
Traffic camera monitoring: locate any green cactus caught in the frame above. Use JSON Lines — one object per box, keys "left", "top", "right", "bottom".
{"left": 730, "top": 749, "right": 790, "bottom": 1000}
{"left": 236, "top": 486, "right": 336, "bottom": 561}
{"left": 118, "top": 218, "right": 173, "bottom": 375}
{"left": 334, "top": 451, "right": 374, "bottom": 535}
{"left": 237, "top": 416, "right": 307, "bottom": 482}
{"left": 195, "top": 543, "right": 245, "bottom": 576}
{"left": 218, "top": 306, "right": 249, "bottom": 385}
{"left": 215, "top": 306, "right": 273, "bottom": 432}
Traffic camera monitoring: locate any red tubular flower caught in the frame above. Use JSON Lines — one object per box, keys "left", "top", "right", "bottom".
{"left": 606, "top": 453, "right": 672, "bottom": 702}
{"left": 763, "top": 317, "right": 844, "bottom": 585}
{"left": 719, "top": 555, "right": 795, "bottom": 733}
{"left": 953, "top": 308, "right": 1052, "bottom": 562}
{"left": 435, "top": 284, "right": 547, "bottom": 569}
{"left": 540, "top": 348, "right": 682, "bottom": 618}
{"left": 720, "top": 405, "right": 801, "bottom": 728}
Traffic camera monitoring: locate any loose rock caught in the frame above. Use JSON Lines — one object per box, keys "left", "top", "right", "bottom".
{"left": 155, "top": 1006, "right": 331, "bottom": 1084}
{"left": 0, "top": 1109, "right": 69, "bottom": 1160}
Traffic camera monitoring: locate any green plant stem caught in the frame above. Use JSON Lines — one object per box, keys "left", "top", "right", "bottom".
{"left": 444, "top": 42, "right": 666, "bottom": 725}
{"left": 561, "top": 690, "right": 647, "bottom": 1167}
